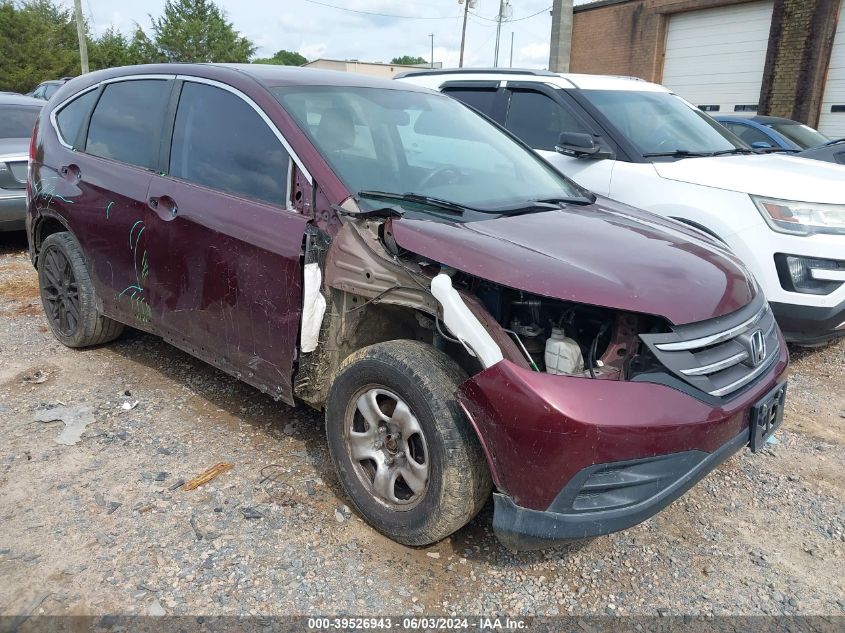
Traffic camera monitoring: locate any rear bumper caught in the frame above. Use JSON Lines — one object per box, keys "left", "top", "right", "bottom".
{"left": 770, "top": 300, "right": 845, "bottom": 345}
{"left": 0, "top": 194, "right": 26, "bottom": 232}
{"left": 492, "top": 429, "right": 748, "bottom": 550}
{"left": 457, "top": 339, "right": 789, "bottom": 550}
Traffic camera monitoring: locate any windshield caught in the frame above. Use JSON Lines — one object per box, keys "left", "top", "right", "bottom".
{"left": 766, "top": 121, "right": 828, "bottom": 149}
{"left": 0, "top": 105, "right": 40, "bottom": 139}
{"left": 582, "top": 90, "right": 744, "bottom": 156}
{"left": 271, "top": 86, "right": 587, "bottom": 211}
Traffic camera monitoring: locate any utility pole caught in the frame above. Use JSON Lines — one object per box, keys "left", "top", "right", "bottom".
{"left": 429, "top": 33, "right": 435, "bottom": 68}
{"left": 459, "top": 0, "right": 470, "bottom": 68}
{"left": 493, "top": 0, "right": 505, "bottom": 67}
{"left": 73, "top": 0, "right": 89, "bottom": 74}
{"left": 549, "top": 0, "right": 573, "bottom": 73}
{"left": 509, "top": 32, "right": 514, "bottom": 68}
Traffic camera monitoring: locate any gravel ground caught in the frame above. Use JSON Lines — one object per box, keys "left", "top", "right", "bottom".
{"left": 1, "top": 232, "right": 843, "bottom": 618}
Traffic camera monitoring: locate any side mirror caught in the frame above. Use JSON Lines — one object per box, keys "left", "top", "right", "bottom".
{"left": 555, "top": 132, "right": 611, "bottom": 159}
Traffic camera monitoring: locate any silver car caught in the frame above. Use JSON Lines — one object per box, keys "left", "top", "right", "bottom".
{"left": 0, "top": 94, "right": 42, "bottom": 232}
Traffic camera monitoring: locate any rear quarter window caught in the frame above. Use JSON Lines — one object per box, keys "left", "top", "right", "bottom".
{"left": 55, "top": 89, "right": 98, "bottom": 147}
{"left": 86, "top": 79, "right": 171, "bottom": 170}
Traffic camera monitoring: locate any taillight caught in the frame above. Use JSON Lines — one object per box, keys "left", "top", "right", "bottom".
{"left": 26, "top": 124, "right": 36, "bottom": 202}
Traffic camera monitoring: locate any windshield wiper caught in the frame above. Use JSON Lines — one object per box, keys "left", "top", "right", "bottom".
{"left": 642, "top": 150, "right": 713, "bottom": 158}
{"left": 533, "top": 195, "right": 595, "bottom": 207}
{"left": 357, "top": 190, "right": 475, "bottom": 214}
{"left": 822, "top": 137, "right": 845, "bottom": 147}
{"left": 709, "top": 148, "right": 758, "bottom": 156}
{"left": 360, "top": 190, "right": 476, "bottom": 213}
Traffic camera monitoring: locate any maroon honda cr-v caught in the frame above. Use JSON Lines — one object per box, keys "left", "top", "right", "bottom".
{"left": 27, "top": 64, "right": 788, "bottom": 550}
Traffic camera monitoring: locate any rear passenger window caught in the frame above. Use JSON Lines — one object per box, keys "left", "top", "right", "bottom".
{"left": 505, "top": 90, "right": 590, "bottom": 150}
{"left": 56, "top": 90, "right": 98, "bottom": 147}
{"left": 86, "top": 79, "right": 171, "bottom": 170}
{"left": 443, "top": 88, "right": 497, "bottom": 115}
{"left": 169, "top": 82, "right": 289, "bottom": 206}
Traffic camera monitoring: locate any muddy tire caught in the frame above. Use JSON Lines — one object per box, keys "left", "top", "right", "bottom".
{"left": 38, "top": 232, "right": 124, "bottom": 348}
{"left": 325, "top": 340, "right": 492, "bottom": 546}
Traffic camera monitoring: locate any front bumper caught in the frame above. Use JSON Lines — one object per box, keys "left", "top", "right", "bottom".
{"left": 492, "top": 429, "right": 748, "bottom": 550}
{"left": 770, "top": 300, "right": 845, "bottom": 345}
{"left": 0, "top": 194, "right": 26, "bottom": 232}
{"left": 457, "top": 339, "right": 788, "bottom": 550}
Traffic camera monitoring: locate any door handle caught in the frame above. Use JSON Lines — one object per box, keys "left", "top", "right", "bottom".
{"left": 59, "top": 164, "right": 81, "bottom": 181}
{"left": 148, "top": 195, "right": 178, "bottom": 219}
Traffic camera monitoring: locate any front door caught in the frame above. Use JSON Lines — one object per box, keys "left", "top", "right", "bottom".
{"left": 503, "top": 86, "right": 616, "bottom": 196}
{"left": 145, "top": 79, "right": 309, "bottom": 402}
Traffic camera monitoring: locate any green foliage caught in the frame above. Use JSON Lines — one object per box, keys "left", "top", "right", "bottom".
{"left": 0, "top": 0, "right": 258, "bottom": 93}
{"left": 0, "top": 0, "right": 80, "bottom": 93}
{"left": 391, "top": 55, "right": 427, "bottom": 66}
{"left": 252, "top": 49, "right": 307, "bottom": 67}
{"left": 88, "top": 27, "right": 131, "bottom": 70}
{"left": 150, "top": 0, "right": 255, "bottom": 63}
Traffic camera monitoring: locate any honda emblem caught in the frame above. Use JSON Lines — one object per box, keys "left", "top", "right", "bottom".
{"left": 748, "top": 329, "right": 766, "bottom": 366}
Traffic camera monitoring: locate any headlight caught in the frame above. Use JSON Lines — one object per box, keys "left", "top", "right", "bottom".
{"left": 751, "top": 196, "right": 845, "bottom": 236}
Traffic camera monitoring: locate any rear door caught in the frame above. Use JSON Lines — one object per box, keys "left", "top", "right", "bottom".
{"left": 56, "top": 77, "right": 173, "bottom": 324}
{"left": 501, "top": 84, "right": 616, "bottom": 195}
{"left": 145, "top": 78, "right": 310, "bottom": 402}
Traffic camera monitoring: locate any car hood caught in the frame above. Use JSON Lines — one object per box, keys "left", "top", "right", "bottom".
{"left": 652, "top": 153, "right": 845, "bottom": 203}
{"left": 389, "top": 198, "right": 755, "bottom": 325}
{"left": 0, "top": 138, "right": 29, "bottom": 159}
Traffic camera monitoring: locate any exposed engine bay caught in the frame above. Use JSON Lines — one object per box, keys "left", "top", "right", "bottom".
{"left": 427, "top": 266, "right": 661, "bottom": 380}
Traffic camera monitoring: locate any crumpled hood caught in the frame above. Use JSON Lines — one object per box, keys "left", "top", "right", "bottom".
{"left": 652, "top": 153, "right": 845, "bottom": 203}
{"left": 390, "top": 198, "right": 756, "bottom": 325}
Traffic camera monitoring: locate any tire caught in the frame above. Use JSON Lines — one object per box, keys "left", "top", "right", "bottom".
{"left": 38, "top": 232, "right": 124, "bottom": 348}
{"left": 325, "top": 340, "right": 492, "bottom": 546}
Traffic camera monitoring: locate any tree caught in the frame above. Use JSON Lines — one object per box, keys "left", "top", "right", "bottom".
{"left": 391, "top": 55, "right": 427, "bottom": 66}
{"left": 88, "top": 27, "right": 132, "bottom": 70}
{"left": 126, "top": 25, "right": 165, "bottom": 65}
{"left": 0, "top": 0, "right": 80, "bottom": 93}
{"left": 149, "top": 0, "right": 255, "bottom": 63}
{"left": 252, "top": 49, "right": 307, "bottom": 66}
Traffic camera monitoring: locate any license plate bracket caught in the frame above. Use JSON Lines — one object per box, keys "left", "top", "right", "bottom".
{"left": 749, "top": 382, "right": 787, "bottom": 453}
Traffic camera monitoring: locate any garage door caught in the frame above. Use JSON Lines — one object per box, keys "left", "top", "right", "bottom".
{"left": 818, "top": 6, "right": 845, "bottom": 138}
{"left": 661, "top": 1, "right": 774, "bottom": 114}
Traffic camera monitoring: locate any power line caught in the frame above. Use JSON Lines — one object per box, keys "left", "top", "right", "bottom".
{"left": 299, "top": 0, "right": 461, "bottom": 20}
{"left": 470, "top": 6, "right": 552, "bottom": 23}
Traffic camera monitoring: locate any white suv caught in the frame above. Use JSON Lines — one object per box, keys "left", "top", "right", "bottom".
{"left": 397, "top": 69, "right": 845, "bottom": 346}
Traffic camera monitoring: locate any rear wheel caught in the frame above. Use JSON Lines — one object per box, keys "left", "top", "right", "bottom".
{"left": 38, "top": 232, "right": 124, "bottom": 348}
{"left": 325, "top": 340, "right": 492, "bottom": 546}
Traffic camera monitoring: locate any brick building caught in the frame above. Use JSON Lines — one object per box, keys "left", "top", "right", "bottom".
{"left": 570, "top": 0, "right": 845, "bottom": 135}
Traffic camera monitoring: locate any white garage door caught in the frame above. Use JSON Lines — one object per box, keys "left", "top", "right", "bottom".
{"left": 661, "top": 1, "right": 774, "bottom": 114}
{"left": 818, "top": 6, "right": 845, "bottom": 138}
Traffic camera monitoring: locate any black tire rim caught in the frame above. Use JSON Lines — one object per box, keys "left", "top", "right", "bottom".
{"left": 344, "top": 386, "right": 430, "bottom": 511}
{"left": 41, "top": 246, "right": 81, "bottom": 337}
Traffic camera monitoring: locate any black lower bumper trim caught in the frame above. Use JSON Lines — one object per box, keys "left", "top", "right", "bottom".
{"left": 492, "top": 429, "right": 750, "bottom": 551}
{"left": 770, "top": 300, "right": 845, "bottom": 345}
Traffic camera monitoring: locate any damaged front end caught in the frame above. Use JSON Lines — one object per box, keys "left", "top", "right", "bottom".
{"left": 296, "top": 200, "right": 788, "bottom": 551}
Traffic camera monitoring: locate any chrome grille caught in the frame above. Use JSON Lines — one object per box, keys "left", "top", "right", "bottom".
{"left": 640, "top": 295, "right": 780, "bottom": 398}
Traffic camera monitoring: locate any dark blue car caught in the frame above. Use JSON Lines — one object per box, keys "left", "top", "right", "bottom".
{"left": 715, "top": 115, "right": 830, "bottom": 151}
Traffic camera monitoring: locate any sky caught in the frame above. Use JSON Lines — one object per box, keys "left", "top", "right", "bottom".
{"left": 61, "top": 0, "right": 592, "bottom": 69}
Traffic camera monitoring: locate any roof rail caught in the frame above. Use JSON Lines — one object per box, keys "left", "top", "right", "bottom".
{"left": 394, "top": 67, "right": 558, "bottom": 79}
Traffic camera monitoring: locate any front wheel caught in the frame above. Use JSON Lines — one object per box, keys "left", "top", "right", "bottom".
{"left": 325, "top": 340, "right": 492, "bottom": 546}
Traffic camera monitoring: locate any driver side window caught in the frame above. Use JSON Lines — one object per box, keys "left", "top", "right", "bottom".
{"left": 505, "top": 90, "right": 590, "bottom": 150}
